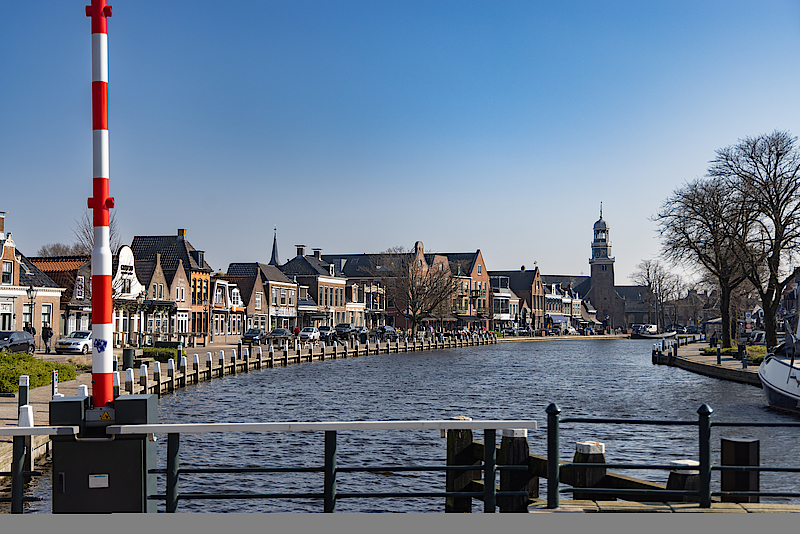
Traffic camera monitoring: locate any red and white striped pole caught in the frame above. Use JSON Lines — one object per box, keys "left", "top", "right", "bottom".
{"left": 86, "top": 0, "right": 114, "bottom": 407}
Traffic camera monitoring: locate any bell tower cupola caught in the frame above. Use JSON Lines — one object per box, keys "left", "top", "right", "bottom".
{"left": 590, "top": 203, "right": 614, "bottom": 266}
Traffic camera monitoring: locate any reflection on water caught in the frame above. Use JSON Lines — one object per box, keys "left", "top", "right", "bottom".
{"left": 13, "top": 339, "right": 800, "bottom": 512}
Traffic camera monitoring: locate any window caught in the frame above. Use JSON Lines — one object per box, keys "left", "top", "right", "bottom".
{"left": 158, "top": 284, "right": 164, "bottom": 299}
{"left": 1, "top": 261, "right": 12, "bottom": 284}
{"left": 122, "top": 278, "right": 131, "bottom": 294}
{"left": 272, "top": 287, "right": 279, "bottom": 305}
{"left": 41, "top": 303, "right": 52, "bottom": 329}
{"left": 181, "top": 287, "right": 185, "bottom": 301}
{"left": 23, "top": 303, "right": 32, "bottom": 327}
{"left": 76, "top": 275, "right": 85, "bottom": 299}
{"left": 255, "top": 292, "right": 262, "bottom": 310}
{"left": 280, "top": 289, "right": 287, "bottom": 306}
{"left": 477, "top": 264, "right": 482, "bottom": 275}
{"left": 288, "top": 290, "right": 294, "bottom": 306}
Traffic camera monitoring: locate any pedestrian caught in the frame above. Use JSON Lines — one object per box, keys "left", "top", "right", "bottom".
{"left": 23, "top": 322, "right": 31, "bottom": 334}
{"left": 42, "top": 322, "right": 53, "bottom": 354}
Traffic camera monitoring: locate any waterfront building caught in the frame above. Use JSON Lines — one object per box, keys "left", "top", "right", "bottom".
{"left": 2, "top": 212, "right": 65, "bottom": 341}
{"left": 319, "top": 253, "right": 387, "bottom": 329}
{"left": 439, "top": 250, "right": 490, "bottom": 330}
{"left": 207, "top": 275, "right": 246, "bottom": 341}
{"left": 488, "top": 265, "right": 546, "bottom": 332}
{"left": 131, "top": 229, "right": 213, "bottom": 344}
{"left": 280, "top": 246, "right": 347, "bottom": 327}
{"left": 29, "top": 255, "right": 90, "bottom": 336}
{"left": 226, "top": 262, "right": 299, "bottom": 331}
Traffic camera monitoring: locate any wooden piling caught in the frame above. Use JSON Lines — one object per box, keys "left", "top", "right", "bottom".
{"left": 445, "top": 421, "right": 480, "bottom": 513}
{"left": 498, "top": 429, "right": 537, "bottom": 512}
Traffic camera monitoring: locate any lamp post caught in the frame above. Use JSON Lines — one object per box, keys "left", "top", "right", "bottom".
{"left": 136, "top": 290, "right": 146, "bottom": 347}
{"left": 26, "top": 285, "right": 37, "bottom": 351}
{"left": 202, "top": 298, "right": 211, "bottom": 344}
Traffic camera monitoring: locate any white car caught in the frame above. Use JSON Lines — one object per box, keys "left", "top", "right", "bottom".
{"left": 55, "top": 330, "right": 93, "bottom": 355}
{"left": 565, "top": 326, "right": 578, "bottom": 335}
{"left": 299, "top": 327, "right": 320, "bottom": 342}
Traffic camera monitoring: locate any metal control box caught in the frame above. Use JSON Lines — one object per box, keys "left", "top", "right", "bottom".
{"left": 50, "top": 394, "right": 158, "bottom": 513}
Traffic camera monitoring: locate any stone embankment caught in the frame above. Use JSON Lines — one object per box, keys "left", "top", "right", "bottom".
{"left": 652, "top": 337, "right": 761, "bottom": 387}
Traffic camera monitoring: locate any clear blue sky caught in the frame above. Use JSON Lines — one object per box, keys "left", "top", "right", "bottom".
{"left": 2, "top": 1, "right": 799, "bottom": 283}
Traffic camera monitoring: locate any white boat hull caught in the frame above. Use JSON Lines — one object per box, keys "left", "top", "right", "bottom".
{"left": 758, "top": 355, "right": 800, "bottom": 414}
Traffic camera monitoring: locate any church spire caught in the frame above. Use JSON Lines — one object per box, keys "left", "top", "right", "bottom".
{"left": 269, "top": 227, "right": 281, "bottom": 266}
{"left": 600, "top": 201, "right": 603, "bottom": 219}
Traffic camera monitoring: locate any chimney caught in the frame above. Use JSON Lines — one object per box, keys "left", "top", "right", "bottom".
{"left": 0, "top": 211, "right": 5, "bottom": 240}
{"left": 178, "top": 229, "right": 186, "bottom": 240}
{"left": 312, "top": 248, "right": 322, "bottom": 260}
{"left": 296, "top": 245, "right": 306, "bottom": 257}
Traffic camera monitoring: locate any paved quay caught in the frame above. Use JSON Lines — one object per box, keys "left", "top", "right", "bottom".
{"left": 653, "top": 338, "right": 761, "bottom": 387}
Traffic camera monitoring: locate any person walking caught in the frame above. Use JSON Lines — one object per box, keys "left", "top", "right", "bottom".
{"left": 42, "top": 323, "right": 53, "bottom": 354}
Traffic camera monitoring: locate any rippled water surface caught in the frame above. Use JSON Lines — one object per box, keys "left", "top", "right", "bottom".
{"left": 9, "top": 339, "right": 800, "bottom": 512}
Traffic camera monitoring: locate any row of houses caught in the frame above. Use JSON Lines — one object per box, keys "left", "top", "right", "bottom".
{"left": 1, "top": 210, "right": 655, "bottom": 348}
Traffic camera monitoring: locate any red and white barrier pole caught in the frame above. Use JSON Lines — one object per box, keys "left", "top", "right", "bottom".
{"left": 86, "top": 0, "right": 114, "bottom": 407}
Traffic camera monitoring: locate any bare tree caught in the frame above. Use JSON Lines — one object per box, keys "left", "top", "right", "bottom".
{"left": 372, "top": 245, "right": 457, "bottom": 335}
{"left": 654, "top": 177, "right": 750, "bottom": 347}
{"left": 629, "top": 260, "right": 681, "bottom": 331}
{"left": 35, "top": 242, "right": 83, "bottom": 257}
{"left": 710, "top": 130, "right": 800, "bottom": 347}
{"left": 72, "top": 209, "right": 122, "bottom": 255}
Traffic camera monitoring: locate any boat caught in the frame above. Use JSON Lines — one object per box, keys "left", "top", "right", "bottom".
{"left": 758, "top": 325, "right": 800, "bottom": 414}
{"left": 630, "top": 324, "right": 676, "bottom": 339}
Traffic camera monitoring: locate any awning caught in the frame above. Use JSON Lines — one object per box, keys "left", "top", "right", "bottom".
{"left": 456, "top": 315, "right": 485, "bottom": 323}
{"left": 305, "top": 314, "right": 330, "bottom": 320}
{"left": 548, "top": 314, "right": 568, "bottom": 323}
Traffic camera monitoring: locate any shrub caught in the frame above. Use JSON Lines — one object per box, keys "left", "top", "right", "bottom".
{"left": 701, "top": 347, "right": 739, "bottom": 355}
{"left": 0, "top": 351, "right": 77, "bottom": 393}
{"left": 141, "top": 347, "right": 187, "bottom": 363}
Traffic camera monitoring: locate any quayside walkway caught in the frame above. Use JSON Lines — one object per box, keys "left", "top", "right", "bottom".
{"left": 652, "top": 337, "right": 761, "bottom": 387}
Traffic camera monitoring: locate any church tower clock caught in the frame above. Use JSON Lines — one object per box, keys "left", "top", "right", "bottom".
{"left": 588, "top": 205, "right": 618, "bottom": 328}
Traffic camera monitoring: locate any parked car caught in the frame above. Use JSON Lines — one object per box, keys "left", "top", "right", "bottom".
{"left": 372, "top": 325, "right": 399, "bottom": 341}
{"left": 517, "top": 327, "right": 532, "bottom": 336}
{"left": 565, "top": 326, "right": 578, "bottom": 335}
{"left": 241, "top": 328, "right": 268, "bottom": 345}
{"left": 335, "top": 323, "right": 355, "bottom": 338}
{"left": 502, "top": 327, "right": 518, "bottom": 336}
{"left": 299, "top": 327, "right": 320, "bottom": 342}
{"left": 54, "top": 330, "right": 93, "bottom": 355}
{"left": 748, "top": 331, "right": 766, "bottom": 345}
{"left": 546, "top": 327, "right": 561, "bottom": 336}
{"left": 318, "top": 326, "right": 334, "bottom": 342}
{"left": 685, "top": 325, "right": 701, "bottom": 335}
{"left": 266, "top": 328, "right": 294, "bottom": 346}
{"left": 0, "top": 331, "right": 36, "bottom": 354}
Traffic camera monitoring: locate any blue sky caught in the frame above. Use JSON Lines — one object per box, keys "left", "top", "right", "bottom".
{"left": 2, "top": 1, "right": 799, "bottom": 283}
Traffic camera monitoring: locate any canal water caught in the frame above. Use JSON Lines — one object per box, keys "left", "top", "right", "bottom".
{"left": 7, "top": 339, "right": 800, "bottom": 512}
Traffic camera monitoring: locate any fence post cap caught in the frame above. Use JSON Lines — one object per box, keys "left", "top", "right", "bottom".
{"left": 153, "top": 361, "right": 161, "bottom": 374}
{"left": 697, "top": 404, "right": 714, "bottom": 416}
{"left": 125, "top": 368, "right": 135, "bottom": 381}
{"left": 503, "top": 428, "right": 528, "bottom": 438}
{"left": 206, "top": 352, "right": 213, "bottom": 360}
{"left": 19, "top": 375, "right": 29, "bottom": 387}
{"left": 78, "top": 384, "right": 89, "bottom": 397}
{"left": 545, "top": 403, "right": 561, "bottom": 415}
{"left": 112, "top": 371, "right": 120, "bottom": 386}
{"left": 576, "top": 441, "right": 604, "bottom": 454}
{"left": 193, "top": 354, "right": 200, "bottom": 364}
{"left": 18, "top": 405, "right": 34, "bottom": 427}
{"left": 167, "top": 358, "right": 175, "bottom": 369}
{"left": 180, "top": 356, "right": 187, "bottom": 367}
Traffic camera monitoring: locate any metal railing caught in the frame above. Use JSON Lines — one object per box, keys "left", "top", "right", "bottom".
{"left": 546, "top": 403, "right": 800, "bottom": 508}
{"left": 0, "top": 426, "right": 80, "bottom": 513}
{"left": 106, "top": 420, "right": 538, "bottom": 513}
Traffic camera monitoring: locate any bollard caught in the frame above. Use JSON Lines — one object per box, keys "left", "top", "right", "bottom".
{"left": 78, "top": 384, "right": 89, "bottom": 397}
{"left": 257, "top": 346, "right": 263, "bottom": 369}
{"left": 193, "top": 354, "right": 200, "bottom": 384}
{"left": 237, "top": 340, "right": 243, "bottom": 361}
{"left": 231, "top": 350, "right": 237, "bottom": 374}
{"left": 445, "top": 417, "right": 478, "bottom": 513}
{"left": 180, "top": 356, "right": 187, "bottom": 387}
{"left": 139, "top": 364, "right": 148, "bottom": 394}
{"left": 721, "top": 438, "right": 759, "bottom": 503}
{"left": 716, "top": 342, "right": 721, "bottom": 365}
{"left": 125, "top": 368, "right": 134, "bottom": 394}
{"left": 206, "top": 352, "right": 213, "bottom": 377}
{"left": 666, "top": 460, "right": 700, "bottom": 502}
{"left": 113, "top": 371, "right": 120, "bottom": 398}
{"left": 739, "top": 344, "right": 748, "bottom": 369}
{"left": 153, "top": 361, "right": 162, "bottom": 397}
{"left": 168, "top": 358, "right": 176, "bottom": 392}
{"left": 52, "top": 369, "right": 59, "bottom": 398}
{"left": 571, "top": 441, "right": 607, "bottom": 501}
{"left": 18, "top": 375, "right": 29, "bottom": 409}
{"left": 219, "top": 350, "right": 225, "bottom": 377}
{"left": 498, "top": 428, "right": 536, "bottom": 512}
{"left": 243, "top": 347, "right": 250, "bottom": 370}
{"left": 268, "top": 344, "right": 274, "bottom": 368}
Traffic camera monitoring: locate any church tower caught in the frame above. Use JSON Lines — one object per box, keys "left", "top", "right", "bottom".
{"left": 587, "top": 205, "right": 622, "bottom": 329}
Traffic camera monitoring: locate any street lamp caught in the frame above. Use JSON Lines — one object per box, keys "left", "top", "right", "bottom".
{"left": 136, "top": 290, "right": 146, "bottom": 347}
{"left": 202, "top": 298, "right": 211, "bottom": 343}
{"left": 26, "top": 285, "right": 37, "bottom": 349}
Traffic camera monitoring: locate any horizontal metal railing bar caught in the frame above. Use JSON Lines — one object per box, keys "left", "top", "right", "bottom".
{"left": 712, "top": 492, "right": 800, "bottom": 498}
{"left": 148, "top": 492, "right": 325, "bottom": 500}
{"left": 150, "top": 467, "right": 324, "bottom": 474}
{"left": 713, "top": 466, "right": 800, "bottom": 473}
{"left": 0, "top": 426, "right": 79, "bottom": 437}
{"left": 561, "top": 418, "right": 696, "bottom": 426}
{"left": 0, "top": 471, "right": 43, "bottom": 477}
{"left": 336, "top": 491, "right": 530, "bottom": 499}
{"left": 711, "top": 422, "right": 800, "bottom": 428}
{"left": 559, "top": 487, "right": 699, "bottom": 495}
{"left": 107, "top": 419, "right": 537, "bottom": 435}
{"left": 0, "top": 496, "right": 42, "bottom": 503}
{"left": 560, "top": 463, "right": 696, "bottom": 470}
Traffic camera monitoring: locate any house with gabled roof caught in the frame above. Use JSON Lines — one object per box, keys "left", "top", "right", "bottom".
{"left": 280, "top": 246, "right": 348, "bottom": 328}
{"left": 438, "top": 249, "right": 490, "bottom": 330}
{"left": 488, "top": 266, "right": 546, "bottom": 331}
{"left": 131, "top": 229, "right": 212, "bottom": 344}
{"left": 226, "top": 262, "right": 298, "bottom": 332}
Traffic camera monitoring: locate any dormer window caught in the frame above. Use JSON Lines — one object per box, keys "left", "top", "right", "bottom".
{"left": 329, "top": 265, "right": 335, "bottom": 276}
